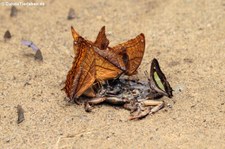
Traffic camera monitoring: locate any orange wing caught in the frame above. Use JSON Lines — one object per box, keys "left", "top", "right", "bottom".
{"left": 94, "top": 47, "right": 125, "bottom": 81}
{"left": 93, "top": 26, "right": 145, "bottom": 78}
{"left": 93, "top": 26, "right": 127, "bottom": 80}
{"left": 94, "top": 26, "right": 109, "bottom": 50}
{"left": 71, "top": 26, "right": 125, "bottom": 82}
{"left": 64, "top": 28, "right": 96, "bottom": 100}
{"left": 64, "top": 26, "right": 145, "bottom": 99}
{"left": 111, "top": 33, "right": 145, "bottom": 75}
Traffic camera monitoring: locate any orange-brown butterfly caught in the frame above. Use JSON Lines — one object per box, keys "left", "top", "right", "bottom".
{"left": 63, "top": 26, "right": 145, "bottom": 101}
{"left": 94, "top": 26, "right": 145, "bottom": 76}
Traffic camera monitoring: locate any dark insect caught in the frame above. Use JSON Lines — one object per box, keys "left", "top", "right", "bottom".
{"left": 17, "top": 105, "right": 25, "bottom": 124}
{"left": 146, "top": 58, "right": 173, "bottom": 98}
{"left": 21, "top": 40, "right": 43, "bottom": 61}
{"left": 67, "top": 8, "right": 76, "bottom": 20}
{"left": 4, "top": 30, "right": 12, "bottom": 40}
{"left": 10, "top": 6, "right": 17, "bottom": 17}
{"left": 34, "top": 49, "right": 43, "bottom": 61}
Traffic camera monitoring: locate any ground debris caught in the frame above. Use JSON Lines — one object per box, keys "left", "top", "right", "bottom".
{"left": 17, "top": 105, "right": 25, "bottom": 124}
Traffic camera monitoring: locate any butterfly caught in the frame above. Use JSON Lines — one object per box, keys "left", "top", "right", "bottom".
{"left": 93, "top": 26, "right": 145, "bottom": 76}
{"left": 146, "top": 58, "right": 173, "bottom": 98}
{"left": 21, "top": 40, "right": 43, "bottom": 61}
{"left": 63, "top": 34, "right": 96, "bottom": 100}
{"left": 64, "top": 26, "right": 145, "bottom": 101}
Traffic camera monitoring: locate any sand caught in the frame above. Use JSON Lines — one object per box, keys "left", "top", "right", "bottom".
{"left": 0, "top": 0, "right": 225, "bottom": 148}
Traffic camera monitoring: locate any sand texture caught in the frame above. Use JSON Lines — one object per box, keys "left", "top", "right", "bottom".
{"left": 0, "top": 0, "right": 225, "bottom": 148}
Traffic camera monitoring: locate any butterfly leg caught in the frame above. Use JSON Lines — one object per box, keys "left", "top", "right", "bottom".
{"left": 124, "top": 101, "right": 138, "bottom": 112}
{"left": 84, "top": 97, "right": 107, "bottom": 112}
{"left": 147, "top": 91, "right": 164, "bottom": 99}
{"left": 128, "top": 100, "right": 164, "bottom": 120}
{"left": 84, "top": 97, "right": 128, "bottom": 112}
{"left": 105, "top": 97, "right": 128, "bottom": 105}
{"left": 129, "top": 106, "right": 151, "bottom": 120}
{"left": 141, "top": 100, "right": 164, "bottom": 113}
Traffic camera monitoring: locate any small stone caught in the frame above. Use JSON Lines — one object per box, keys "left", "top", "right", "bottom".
{"left": 106, "top": 31, "right": 112, "bottom": 36}
{"left": 167, "top": 104, "right": 172, "bottom": 108}
{"left": 183, "top": 58, "right": 193, "bottom": 63}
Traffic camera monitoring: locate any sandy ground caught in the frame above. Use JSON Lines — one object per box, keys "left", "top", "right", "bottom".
{"left": 0, "top": 0, "right": 225, "bottom": 148}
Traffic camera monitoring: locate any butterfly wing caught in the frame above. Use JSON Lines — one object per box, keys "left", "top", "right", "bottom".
{"left": 111, "top": 33, "right": 145, "bottom": 75}
{"left": 149, "top": 58, "right": 173, "bottom": 98}
{"left": 93, "top": 26, "right": 126, "bottom": 81}
{"left": 64, "top": 38, "right": 96, "bottom": 100}
{"left": 94, "top": 46, "right": 125, "bottom": 81}
{"left": 94, "top": 26, "right": 109, "bottom": 50}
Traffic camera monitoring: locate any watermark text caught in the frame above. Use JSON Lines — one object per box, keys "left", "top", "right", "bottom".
{"left": 0, "top": 1, "right": 45, "bottom": 6}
